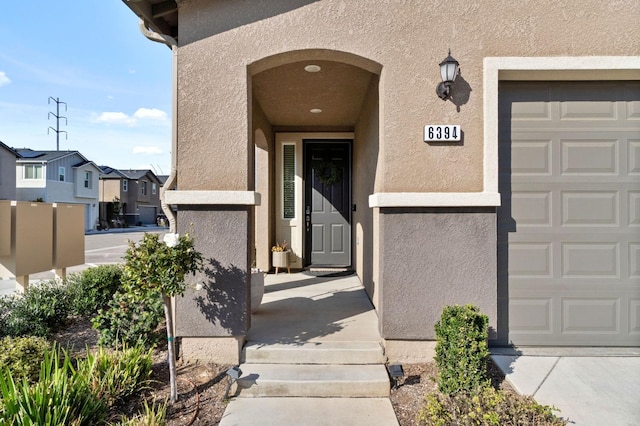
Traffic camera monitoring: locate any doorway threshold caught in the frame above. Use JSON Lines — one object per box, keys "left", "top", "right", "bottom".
{"left": 303, "top": 267, "right": 354, "bottom": 277}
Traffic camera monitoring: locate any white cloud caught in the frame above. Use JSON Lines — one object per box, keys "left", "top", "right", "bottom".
{"left": 0, "top": 71, "right": 11, "bottom": 87}
{"left": 94, "top": 111, "right": 135, "bottom": 126}
{"left": 133, "top": 146, "right": 163, "bottom": 155}
{"left": 93, "top": 108, "right": 168, "bottom": 127}
{"left": 133, "top": 108, "right": 167, "bottom": 121}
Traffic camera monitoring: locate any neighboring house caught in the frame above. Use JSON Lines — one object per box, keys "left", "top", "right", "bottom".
{"left": 0, "top": 141, "right": 19, "bottom": 200}
{"left": 123, "top": 1, "right": 640, "bottom": 363}
{"left": 99, "top": 167, "right": 163, "bottom": 226}
{"left": 15, "top": 149, "right": 100, "bottom": 231}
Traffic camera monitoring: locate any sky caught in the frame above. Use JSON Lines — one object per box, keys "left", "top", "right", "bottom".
{"left": 0, "top": 1, "right": 172, "bottom": 175}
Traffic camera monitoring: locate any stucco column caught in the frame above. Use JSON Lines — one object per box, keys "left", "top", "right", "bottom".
{"left": 167, "top": 193, "right": 259, "bottom": 364}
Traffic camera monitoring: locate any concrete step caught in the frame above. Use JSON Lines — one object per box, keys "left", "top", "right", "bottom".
{"left": 219, "top": 397, "right": 399, "bottom": 426}
{"left": 242, "top": 341, "right": 385, "bottom": 364}
{"left": 235, "top": 363, "right": 390, "bottom": 398}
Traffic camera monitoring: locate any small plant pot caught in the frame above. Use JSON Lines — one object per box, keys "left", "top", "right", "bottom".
{"left": 272, "top": 250, "right": 290, "bottom": 274}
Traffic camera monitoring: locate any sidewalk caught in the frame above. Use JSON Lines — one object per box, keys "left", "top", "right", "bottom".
{"left": 492, "top": 347, "right": 640, "bottom": 425}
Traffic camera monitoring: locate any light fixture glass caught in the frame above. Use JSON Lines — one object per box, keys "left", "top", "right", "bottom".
{"left": 310, "top": 108, "right": 322, "bottom": 113}
{"left": 436, "top": 49, "right": 459, "bottom": 100}
{"left": 304, "top": 64, "right": 321, "bottom": 73}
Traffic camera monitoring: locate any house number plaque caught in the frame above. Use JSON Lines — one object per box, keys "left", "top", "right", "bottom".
{"left": 424, "top": 125, "right": 461, "bottom": 142}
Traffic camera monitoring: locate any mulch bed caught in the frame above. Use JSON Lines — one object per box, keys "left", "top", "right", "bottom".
{"left": 54, "top": 318, "right": 512, "bottom": 425}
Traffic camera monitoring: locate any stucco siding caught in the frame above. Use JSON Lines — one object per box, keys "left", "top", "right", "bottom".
{"left": 353, "top": 75, "right": 380, "bottom": 304}
{"left": 378, "top": 208, "right": 497, "bottom": 340}
{"left": 176, "top": 0, "right": 639, "bottom": 193}
{"left": 175, "top": 207, "right": 250, "bottom": 337}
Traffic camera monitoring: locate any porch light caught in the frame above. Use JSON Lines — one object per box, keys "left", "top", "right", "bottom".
{"left": 304, "top": 64, "right": 321, "bottom": 73}
{"left": 436, "top": 49, "right": 459, "bottom": 100}
{"left": 388, "top": 364, "right": 404, "bottom": 389}
{"left": 310, "top": 108, "right": 322, "bottom": 113}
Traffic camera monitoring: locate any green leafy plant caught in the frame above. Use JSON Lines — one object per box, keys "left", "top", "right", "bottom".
{"left": 115, "top": 399, "right": 167, "bottom": 426}
{"left": 434, "top": 304, "right": 490, "bottom": 394}
{"left": 0, "top": 280, "right": 70, "bottom": 338}
{"left": 0, "top": 345, "right": 108, "bottom": 426}
{"left": 91, "top": 291, "right": 164, "bottom": 349}
{"left": 66, "top": 265, "right": 124, "bottom": 317}
{"left": 0, "top": 336, "right": 52, "bottom": 384}
{"left": 418, "top": 385, "right": 567, "bottom": 425}
{"left": 78, "top": 344, "right": 153, "bottom": 407}
{"left": 122, "top": 232, "right": 203, "bottom": 403}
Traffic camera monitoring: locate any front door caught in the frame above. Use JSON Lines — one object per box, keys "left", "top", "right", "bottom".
{"left": 304, "top": 141, "right": 351, "bottom": 266}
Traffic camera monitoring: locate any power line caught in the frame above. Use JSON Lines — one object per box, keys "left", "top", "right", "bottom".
{"left": 48, "top": 97, "right": 67, "bottom": 150}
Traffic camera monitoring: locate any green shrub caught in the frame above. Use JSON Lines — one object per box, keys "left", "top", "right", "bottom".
{"left": 0, "top": 280, "right": 71, "bottom": 338}
{"left": 0, "top": 345, "right": 108, "bottom": 426}
{"left": 66, "top": 265, "right": 124, "bottom": 317}
{"left": 434, "top": 304, "right": 490, "bottom": 394}
{"left": 417, "top": 385, "right": 567, "bottom": 425}
{"left": 0, "top": 336, "right": 52, "bottom": 384}
{"left": 78, "top": 344, "right": 153, "bottom": 407}
{"left": 115, "top": 399, "right": 167, "bottom": 426}
{"left": 91, "top": 291, "right": 164, "bottom": 349}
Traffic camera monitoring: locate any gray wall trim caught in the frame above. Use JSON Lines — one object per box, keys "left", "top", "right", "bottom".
{"left": 369, "top": 192, "right": 501, "bottom": 208}
{"left": 175, "top": 206, "right": 250, "bottom": 337}
{"left": 164, "top": 190, "right": 261, "bottom": 206}
{"left": 378, "top": 207, "right": 497, "bottom": 340}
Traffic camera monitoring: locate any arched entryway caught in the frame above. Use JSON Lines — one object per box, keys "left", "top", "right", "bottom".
{"left": 249, "top": 49, "right": 382, "bottom": 305}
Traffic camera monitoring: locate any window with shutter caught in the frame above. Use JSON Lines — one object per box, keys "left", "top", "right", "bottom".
{"left": 283, "top": 144, "right": 295, "bottom": 219}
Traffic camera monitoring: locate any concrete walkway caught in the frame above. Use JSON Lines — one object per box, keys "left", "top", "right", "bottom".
{"left": 492, "top": 348, "right": 640, "bottom": 425}
{"left": 219, "top": 272, "right": 399, "bottom": 426}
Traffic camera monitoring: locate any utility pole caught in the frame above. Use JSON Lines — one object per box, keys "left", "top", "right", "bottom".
{"left": 48, "top": 97, "right": 67, "bottom": 151}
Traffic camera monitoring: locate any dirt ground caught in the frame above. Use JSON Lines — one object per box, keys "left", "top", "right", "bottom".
{"left": 54, "top": 318, "right": 511, "bottom": 426}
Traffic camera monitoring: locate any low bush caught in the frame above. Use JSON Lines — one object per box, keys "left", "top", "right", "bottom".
{"left": 0, "top": 336, "right": 52, "bottom": 384}
{"left": 92, "top": 290, "right": 164, "bottom": 349}
{"left": 434, "top": 304, "right": 490, "bottom": 394}
{"left": 66, "top": 265, "right": 124, "bottom": 317}
{"left": 0, "top": 345, "right": 108, "bottom": 426}
{"left": 0, "top": 280, "right": 71, "bottom": 338}
{"left": 418, "top": 385, "right": 567, "bottom": 426}
{"left": 78, "top": 344, "right": 153, "bottom": 407}
{"left": 115, "top": 399, "right": 167, "bottom": 426}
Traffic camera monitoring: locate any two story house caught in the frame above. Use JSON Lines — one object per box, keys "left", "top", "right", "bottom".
{"left": 15, "top": 149, "right": 100, "bottom": 231}
{"left": 99, "top": 167, "right": 163, "bottom": 226}
{"left": 0, "top": 141, "right": 19, "bottom": 200}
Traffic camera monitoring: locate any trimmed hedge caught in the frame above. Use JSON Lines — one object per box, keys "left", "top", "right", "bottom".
{"left": 434, "top": 304, "right": 490, "bottom": 394}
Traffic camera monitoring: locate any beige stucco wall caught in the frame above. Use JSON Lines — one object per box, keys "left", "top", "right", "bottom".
{"left": 99, "top": 179, "right": 122, "bottom": 204}
{"left": 176, "top": 0, "right": 639, "bottom": 193}
{"left": 353, "top": 75, "right": 380, "bottom": 304}
{"left": 252, "top": 99, "right": 274, "bottom": 271}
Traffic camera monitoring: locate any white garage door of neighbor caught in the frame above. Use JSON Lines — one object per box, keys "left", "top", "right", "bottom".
{"left": 498, "top": 81, "right": 640, "bottom": 346}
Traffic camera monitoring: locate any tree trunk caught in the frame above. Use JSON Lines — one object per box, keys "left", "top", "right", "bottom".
{"left": 163, "top": 294, "right": 178, "bottom": 403}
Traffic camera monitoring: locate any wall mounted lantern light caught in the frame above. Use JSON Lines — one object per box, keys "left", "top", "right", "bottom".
{"left": 436, "top": 49, "right": 459, "bottom": 100}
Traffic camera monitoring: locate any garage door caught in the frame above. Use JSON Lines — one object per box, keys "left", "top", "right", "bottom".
{"left": 138, "top": 205, "right": 157, "bottom": 225}
{"left": 498, "top": 81, "right": 640, "bottom": 346}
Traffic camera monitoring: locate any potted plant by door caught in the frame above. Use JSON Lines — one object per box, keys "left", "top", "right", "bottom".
{"left": 271, "top": 241, "right": 290, "bottom": 274}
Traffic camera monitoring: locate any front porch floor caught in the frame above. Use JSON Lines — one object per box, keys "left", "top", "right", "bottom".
{"left": 248, "top": 271, "right": 382, "bottom": 344}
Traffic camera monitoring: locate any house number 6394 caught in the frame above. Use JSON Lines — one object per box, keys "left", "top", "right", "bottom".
{"left": 424, "top": 125, "right": 461, "bottom": 142}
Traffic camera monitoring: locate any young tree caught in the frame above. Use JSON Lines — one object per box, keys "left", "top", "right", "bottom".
{"left": 122, "top": 232, "right": 203, "bottom": 403}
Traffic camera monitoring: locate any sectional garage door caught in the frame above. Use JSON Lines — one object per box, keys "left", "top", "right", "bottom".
{"left": 498, "top": 81, "right": 640, "bottom": 346}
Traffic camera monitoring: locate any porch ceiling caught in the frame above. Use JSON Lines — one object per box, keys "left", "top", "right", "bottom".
{"left": 252, "top": 60, "right": 373, "bottom": 127}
